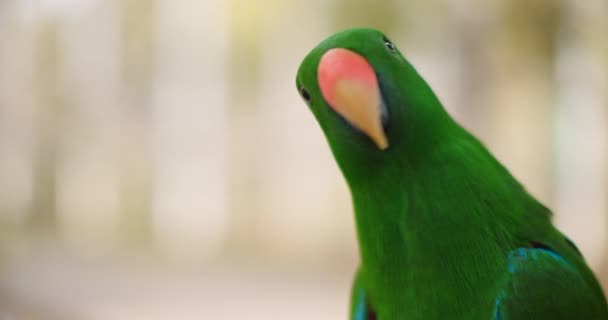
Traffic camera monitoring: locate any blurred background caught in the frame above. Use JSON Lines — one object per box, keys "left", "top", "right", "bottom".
{"left": 0, "top": 0, "right": 606, "bottom": 319}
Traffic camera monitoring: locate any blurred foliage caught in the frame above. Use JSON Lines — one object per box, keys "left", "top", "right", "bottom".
{"left": 504, "top": 0, "right": 561, "bottom": 62}
{"left": 331, "top": 0, "right": 401, "bottom": 33}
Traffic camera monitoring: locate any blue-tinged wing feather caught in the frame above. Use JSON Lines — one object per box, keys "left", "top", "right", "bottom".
{"left": 350, "top": 268, "right": 377, "bottom": 320}
{"left": 494, "top": 248, "right": 608, "bottom": 319}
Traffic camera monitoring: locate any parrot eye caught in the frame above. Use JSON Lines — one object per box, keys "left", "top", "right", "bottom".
{"left": 383, "top": 37, "right": 396, "bottom": 53}
{"left": 300, "top": 87, "right": 312, "bottom": 104}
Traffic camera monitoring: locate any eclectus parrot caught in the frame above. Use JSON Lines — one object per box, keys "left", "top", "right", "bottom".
{"left": 295, "top": 28, "right": 608, "bottom": 320}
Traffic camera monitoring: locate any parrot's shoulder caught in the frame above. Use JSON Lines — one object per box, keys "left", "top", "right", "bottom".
{"left": 493, "top": 246, "right": 608, "bottom": 319}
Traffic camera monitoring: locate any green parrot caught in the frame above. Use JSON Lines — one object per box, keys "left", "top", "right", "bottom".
{"left": 295, "top": 28, "right": 608, "bottom": 319}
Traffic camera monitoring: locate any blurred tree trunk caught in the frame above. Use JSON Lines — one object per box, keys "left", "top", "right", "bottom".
{"left": 0, "top": 12, "right": 36, "bottom": 232}
{"left": 50, "top": 1, "right": 125, "bottom": 253}
{"left": 0, "top": 8, "right": 35, "bottom": 262}
{"left": 151, "top": 0, "right": 229, "bottom": 260}
{"left": 225, "top": 0, "right": 264, "bottom": 255}
{"left": 552, "top": 0, "right": 608, "bottom": 274}
{"left": 119, "top": 0, "right": 156, "bottom": 244}
{"left": 450, "top": 0, "right": 559, "bottom": 216}
{"left": 596, "top": 11, "right": 608, "bottom": 295}
{"left": 493, "top": 0, "right": 560, "bottom": 205}
{"left": 27, "top": 22, "right": 63, "bottom": 231}
{"left": 596, "top": 4, "right": 608, "bottom": 293}
{"left": 601, "top": 2, "right": 608, "bottom": 293}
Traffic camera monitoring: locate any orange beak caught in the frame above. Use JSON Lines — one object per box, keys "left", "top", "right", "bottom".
{"left": 317, "top": 48, "right": 388, "bottom": 150}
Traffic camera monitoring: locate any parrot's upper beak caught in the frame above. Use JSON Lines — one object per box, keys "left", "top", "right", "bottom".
{"left": 317, "top": 48, "right": 388, "bottom": 150}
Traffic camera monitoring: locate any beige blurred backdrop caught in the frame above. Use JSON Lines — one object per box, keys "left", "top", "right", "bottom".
{"left": 0, "top": 0, "right": 607, "bottom": 319}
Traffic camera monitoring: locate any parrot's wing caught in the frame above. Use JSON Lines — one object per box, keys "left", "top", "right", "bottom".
{"left": 350, "top": 268, "right": 377, "bottom": 320}
{"left": 493, "top": 248, "right": 607, "bottom": 319}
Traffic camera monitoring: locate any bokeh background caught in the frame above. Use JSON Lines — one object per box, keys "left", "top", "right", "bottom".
{"left": 0, "top": 0, "right": 607, "bottom": 319}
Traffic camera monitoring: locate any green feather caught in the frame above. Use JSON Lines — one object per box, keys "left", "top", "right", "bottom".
{"left": 296, "top": 28, "right": 608, "bottom": 319}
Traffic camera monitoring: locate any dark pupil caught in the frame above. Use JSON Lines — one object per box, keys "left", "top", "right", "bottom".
{"left": 300, "top": 88, "right": 311, "bottom": 102}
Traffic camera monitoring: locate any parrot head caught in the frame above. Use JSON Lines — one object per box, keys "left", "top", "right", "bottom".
{"left": 296, "top": 28, "right": 454, "bottom": 181}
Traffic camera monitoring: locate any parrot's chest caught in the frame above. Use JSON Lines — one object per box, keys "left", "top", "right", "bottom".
{"left": 365, "top": 241, "right": 507, "bottom": 319}
{"left": 354, "top": 191, "right": 515, "bottom": 319}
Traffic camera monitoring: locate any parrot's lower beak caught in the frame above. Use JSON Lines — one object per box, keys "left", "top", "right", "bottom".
{"left": 317, "top": 48, "right": 389, "bottom": 150}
